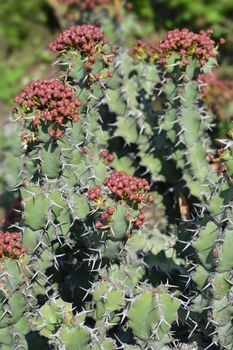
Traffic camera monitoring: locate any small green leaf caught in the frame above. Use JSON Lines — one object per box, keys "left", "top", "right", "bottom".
{"left": 106, "top": 90, "right": 126, "bottom": 115}
{"left": 110, "top": 205, "right": 128, "bottom": 240}
{"left": 128, "top": 291, "right": 158, "bottom": 341}
{"left": 71, "top": 195, "right": 90, "bottom": 220}
{"left": 60, "top": 326, "right": 90, "bottom": 350}
{"left": 115, "top": 117, "right": 138, "bottom": 143}
{"left": 41, "top": 143, "right": 61, "bottom": 178}
{"left": 24, "top": 194, "right": 49, "bottom": 230}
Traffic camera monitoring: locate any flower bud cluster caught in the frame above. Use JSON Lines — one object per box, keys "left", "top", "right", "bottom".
{"left": 93, "top": 207, "right": 146, "bottom": 229}
{"left": 94, "top": 209, "right": 145, "bottom": 229}
{"left": 49, "top": 24, "right": 108, "bottom": 53}
{"left": 87, "top": 186, "right": 116, "bottom": 229}
{"left": 199, "top": 73, "right": 233, "bottom": 100}
{"left": 94, "top": 205, "right": 116, "bottom": 229}
{"left": 87, "top": 185, "right": 101, "bottom": 201}
{"left": 87, "top": 171, "right": 154, "bottom": 231}
{"left": 199, "top": 73, "right": 233, "bottom": 119}
{"left": 158, "top": 28, "right": 224, "bottom": 66}
{"left": 49, "top": 25, "right": 115, "bottom": 77}
{"left": 129, "top": 39, "right": 159, "bottom": 63}
{"left": 14, "top": 79, "right": 81, "bottom": 139}
{"left": 0, "top": 231, "right": 27, "bottom": 258}
{"left": 198, "top": 73, "right": 217, "bottom": 98}
{"left": 100, "top": 149, "right": 115, "bottom": 163}
{"left": 104, "top": 171, "right": 153, "bottom": 203}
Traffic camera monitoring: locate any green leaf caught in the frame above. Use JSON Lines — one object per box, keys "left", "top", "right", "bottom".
{"left": 139, "top": 152, "right": 162, "bottom": 176}
{"left": 0, "top": 327, "right": 13, "bottom": 345}
{"left": 70, "top": 54, "right": 85, "bottom": 81}
{"left": 106, "top": 89, "right": 126, "bottom": 115}
{"left": 9, "top": 292, "right": 26, "bottom": 323}
{"left": 192, "top": 222, "right": 219, "bottom": 270}
{"left": 60, "top": 326, "right": 90, "bottom": 350}
{"left": 105, "top": 290, "right": 124, "bottom": 312}
{"left": 14, "top": 317, "right": 30, "bottom": 335}
{"left": 124, "top": 78, "right": 138, "bottom": 108}
{"left": 115, "top": 117, "right": 138, "bottom": 143}
{"left": 24, "top": 194, "right": 49, "bottom": 230}
{"left": 41, "top": 302, "right": 60, "bottom": 325}
{"left": 71, "top": 195, "right": 90, "bottom": 220}
{"left": 128, "top": 291, "right": 157, "bottom": 341}
{"left": 4, "top": 259, "right": 24, "bottom": 291}
{"left": 217, "top": 228, "right": 233, "bottom": 272}
{"left": 110, "top": 205, "right": 128, "bottom": 240}
{"left": 112, "top": 156, "right": 135, "bottom": 175}
{"left": 128, "top": 291, "right": 180, "bottom": 341}
{"left": 41, "top": 143, "right": 61, "bottom": 178}
{"left": 192, "top": 265, "right": 209, "bottom": 290}
{"left": 22, "top": 227, "right": 38, "bottom": 252}
{"left": 49, "top": 191, "right": 66, "bottom": 217}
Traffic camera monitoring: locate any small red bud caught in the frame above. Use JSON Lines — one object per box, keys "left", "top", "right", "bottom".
{"left": 147, "top": 195, "right": 154, "bottom": 203}
{"left": 82, "top": 147, "right": 88, "bottom": 155}
{"left": 95, "top": 221, "right": 103, "bottom": 229}
{"left": 219, "top": 37, "right": 225, "bottom": 45}
{"left": 55, "top": 131, "right": 62, "bottom": 139}
{"left": 107, "top": 207, "right": 115, "bottom": 215}
{"left": 33, "top": 118, "right": 41, "bottom": 126}
{"left": 101, "top": 212, "right": 109, "bottom": 220}
{"left": 72, "top": 116, "right": 79, "bottom": 123}
{"left": 135, "top": 219, "right": 143, "bottom": 227}
{"left": 49, "top": 129, "right": 55, "bottom": 137}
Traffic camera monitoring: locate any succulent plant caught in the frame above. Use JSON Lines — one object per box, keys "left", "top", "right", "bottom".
{"left": 1, "top": 8, "right": 233, "bottom": 350}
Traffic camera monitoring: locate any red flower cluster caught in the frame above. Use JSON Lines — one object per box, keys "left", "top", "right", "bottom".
{"left": 100, "top": 149, "right": 115, "bottom": 163}
{"left": 95, "top": 209, "right": 145, "bottom": 229}
{"left": 95, "top": 210, "right": 145, "bottom": 229}
{"left": 95, "top": 206, "right": 146, "bottom": 228}
{"left": 87, "top": 185, "right": 101, "bottom": 201}
{"left": 104, "top": 171, "right": 153, "bottom": 203}
{"left": 0, "top": 231, "right": 27, "bottom": 258}
{"left": 95, "top": 205, "right": 116, "bottom": 229}
{"left": 87, "top": 171, "right": 154, "bottom": 231}
{"left": 49, "top": 24, "right": 108, "bottom": 53}
{"left": 199, "top": 73, "right": 233, "bottom": 119}
{"left": 49, "top": 25, "right": 115, "bottom": 76}
{"left": 14, "top": 79, "right": 81, "bottom": 139}
{"left": 158, "top": 28, "right": 224, "bottom": 66}
{"left": 198, "top": 73, "right": 217, "bottom": 98}
{"left": 134, "top": 212, "right": 145, "bottom": 227}
{"left": 129, "top": 39, "right": 159, "bottom": 63}
{"left": 199, "top": 73, "right": 233, "bottom": 99}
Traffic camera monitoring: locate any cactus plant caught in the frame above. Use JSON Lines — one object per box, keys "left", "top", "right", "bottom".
{"left": 2, "top": 5, "right": 233, "bottom": 349}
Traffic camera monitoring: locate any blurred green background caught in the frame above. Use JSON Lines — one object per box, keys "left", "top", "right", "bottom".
{"left": 1, "top": 0, "right": 233, "bottom": 120}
